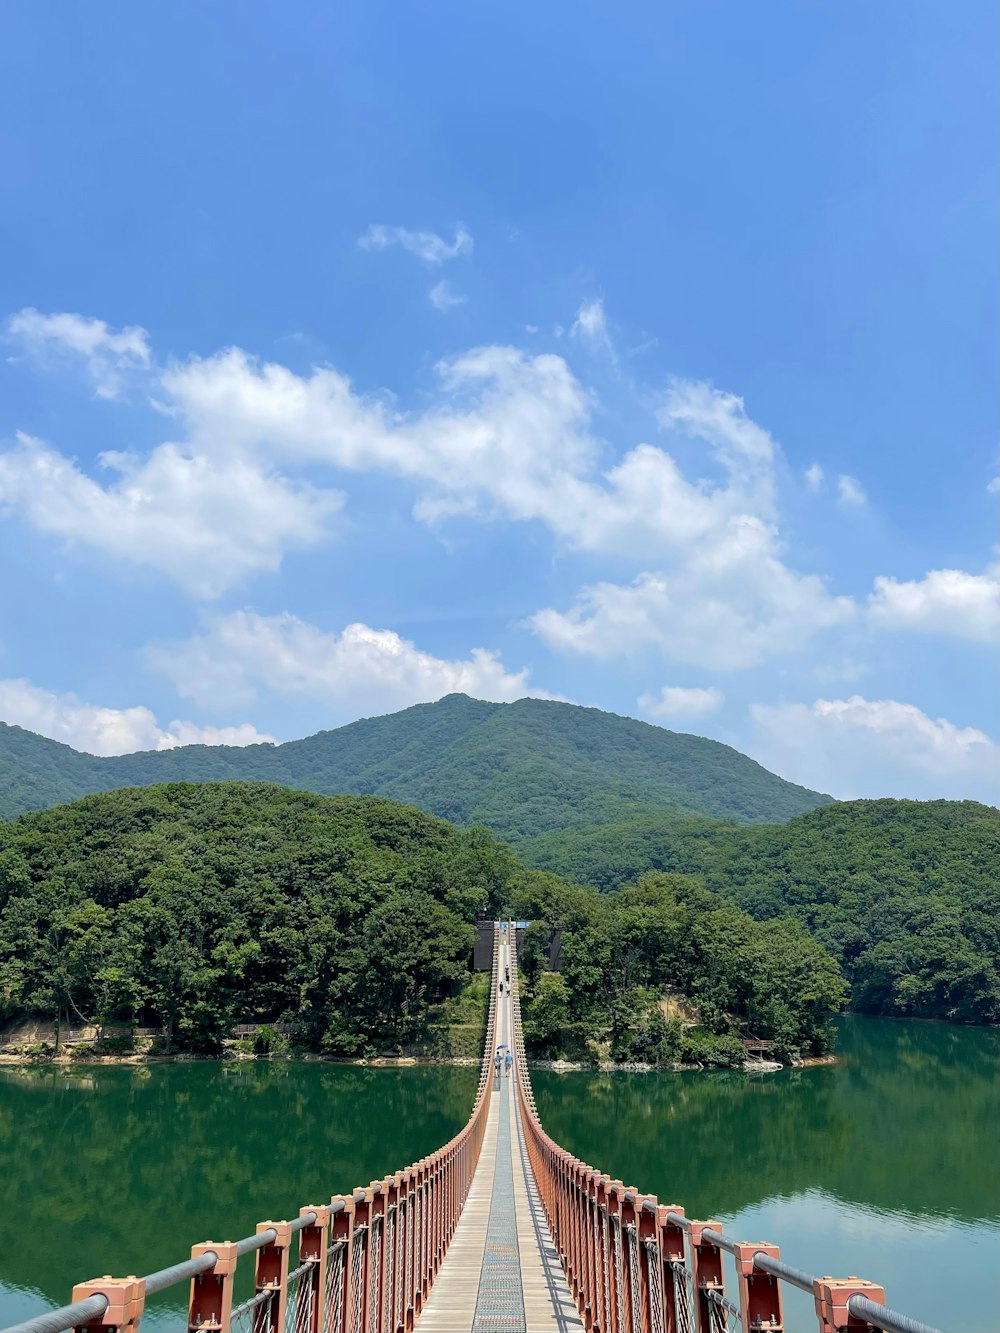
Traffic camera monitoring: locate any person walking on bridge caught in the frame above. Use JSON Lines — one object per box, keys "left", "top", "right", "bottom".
{"left": 494, "top": 1048, "right": 502, "bottom": 1079}
{"left": 504, "top": 1049, "right": 513, "bottom": 1078}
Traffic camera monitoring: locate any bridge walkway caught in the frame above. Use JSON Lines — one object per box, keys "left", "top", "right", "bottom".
{"left": 419, "top": 932, "right": 582, "bottom": 1332}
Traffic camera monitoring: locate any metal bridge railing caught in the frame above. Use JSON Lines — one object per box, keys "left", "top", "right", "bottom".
{"left": 2, "top": 926, "right": 502, "bottom": 1333}
{"left": 506, "top": 941, "right": 944, "bottom": 1333}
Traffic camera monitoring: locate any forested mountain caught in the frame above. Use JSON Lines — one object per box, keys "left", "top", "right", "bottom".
{"left": 520, "top": 799, "right": 1000, "bottom": 1023}
{"left": 0, "top": 783, "right": 843, "bottom": 1060}
{"left": 2, "top": 700, "right": 993, "bottom": 1027}
{"left": 0, "top": 694, "right": 830, "bottom": 830}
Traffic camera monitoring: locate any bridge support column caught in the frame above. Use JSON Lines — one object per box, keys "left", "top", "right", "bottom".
{"left": 254, "top": 1221, "right": 291, "bottom": 1333}
{"left": 655, "top": 1208, "right": 686, "bottom": 1333}
{"left": 733, "top": 1242, "right": 783, "bottom": 1332}
{"left": 813, "top": 1278, "right": 887, "bottom": 1332}
{"left": 366, "top": 1184, "right": 387, "bottom": 1333}
{"left": 70, "top": 1277, "right": 144, "bottom": 1333}
{"left": 412, "top": 1161, "right": 429, "bottom": 1311}
{"left": 298, "top": 1205, "right": 330, "bottom": 1333}
{"left": 606, "top": 1181, "right": 627, "bottom": 1333}
{"left": 329, "top": 1197, "right": 355, "bottom": 1333}
{"left": 688, "top": 1221, "right": 724, "bottom": 1333}
{"left": 634, "top": 1195, "right": 660, "bottom": 1333}
{"left": 187, "top": 1242, "right": 238, "bottom": 1332}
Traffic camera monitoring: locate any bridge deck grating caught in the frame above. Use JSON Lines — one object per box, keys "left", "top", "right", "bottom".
{"left": 417, "top": 939, "right": 581, "bottom": 1333}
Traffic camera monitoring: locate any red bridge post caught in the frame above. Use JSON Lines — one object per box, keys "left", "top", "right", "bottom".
{"left": 330, "top": 1195, "right": 355, "bottom": 1333}
{"left": 733, "top": 1241, "right": 783, "bottom": 1331}
{"left": 253, "top": 1221, "right": 291, "bottom": 1333}
{"left": 188, "top": 1241, "right": 238, "bottom": 1331}
{"left": 70, "top": 1278, "right": 144, "bottom": 1333}
{"left": 814, "top": 1277, "right": 887, "bottom": 1331}
{"left": 298, "top": 1205, "right": 330, "bottom": 1333}
{"left": 688, "top": 1221, "right": 724, "bottom": 1333}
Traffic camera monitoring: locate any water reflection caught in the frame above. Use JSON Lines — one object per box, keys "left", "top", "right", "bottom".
{"left": 532, "top": 1016, "right": 999, "bottom": 1225}
{"left": 531, "top": 1017, "right": 999, "bottom": 1333}
{"left": 0, "top": 1018, "right": 995, "bottom": 1331}
{"left": 0, "top": 1061, "right": 478, "bottom": 1316}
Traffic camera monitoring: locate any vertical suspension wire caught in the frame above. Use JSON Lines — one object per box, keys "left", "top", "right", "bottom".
{"left": 324, "top": 1240, "right": 345, "bottom": 1333}
{"left": 350, "top": 1228, "right": 365, "bottom": 1333}
{"left": 601, "top": 1209, "right": 612, "bottom": 1333}
{"left": 283, "top": 1260, "right": 312, "bottom": 1333}
{"left": 405, "top": 1192, "right": 415, "bottom": 1323}
{"left": 670, "top": 1259, "right": 694, "bottom": 1333}
{"left": 643, "top": 1240, "right": 664, "bottom": 1333}
{"left": 381, "top": 1208, "right": 394, "bottom": 1333}
{"left": 626, "top": 1227, "right": 642, "bottom": 1332}
{"left": 613, "top": 1215, "right": 626, "bottom": 1332}
{"left": 366, "top": 1215, "right": 382, "bottom": 1333}
{"left": 394, "top": 1198, "right": 405, "bottom": 1332}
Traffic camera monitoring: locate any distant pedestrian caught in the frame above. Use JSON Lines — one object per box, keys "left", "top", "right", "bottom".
{"left": 505, "top": 966, "right": 510, "bottom": 982}
{"left": 494, "top": 1049, "right": 502, "bottom": 1077}
{"left": 504, "top": 1050, "right": 513, "bottom": 1077}
{"left": 499, "top": 981, "right": 504, "bottom": 996}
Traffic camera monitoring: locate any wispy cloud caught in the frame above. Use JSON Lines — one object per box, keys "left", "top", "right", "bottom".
{"left": 6, "top": 307, "right": 150, "bottom": 399}
{"left": 805, "top": 462, "right": 824, "bottom": 491}
{"left": 428, "top": 280, "right": 467, "bottom": 312}
{"left": 358, "top": 222, "right": 473, "bottom": 265}
{"left": 570, "top": 297, "right": 615, "bottom": 362}
{"left": 837, "top": 473, "right": 867, "bottom": 507}
{"left": 638, "top": 684, "right": 724, "bottom": 721}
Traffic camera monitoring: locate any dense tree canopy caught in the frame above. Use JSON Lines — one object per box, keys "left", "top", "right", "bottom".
{"left": 519, "top": 800, "right": 1000, "bottom": 1024}
{"left": 0, "top": 783, "right": 516, "bottom": 1053}
{"left": 0, "top": 782, "right": 848, "bottom": 1063}
{"left": 512, "top": 871, "right": 847, "bottom": 1065}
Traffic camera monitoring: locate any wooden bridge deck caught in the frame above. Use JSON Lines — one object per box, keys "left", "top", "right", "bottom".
{"left": 418, "top": 939, "right": 582, "bottom": 1332}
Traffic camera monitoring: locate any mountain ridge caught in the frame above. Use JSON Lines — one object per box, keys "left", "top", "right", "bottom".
{"left": 0, "top": 693, "right": 832, "bottom": 832}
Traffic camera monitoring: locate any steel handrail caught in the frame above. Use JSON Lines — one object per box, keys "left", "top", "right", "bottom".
{"left": 507, "top": 924, "right": 944, "bottom": 1333}
{"left": 2, "top": 926, "right": 504, "bottom": 1333}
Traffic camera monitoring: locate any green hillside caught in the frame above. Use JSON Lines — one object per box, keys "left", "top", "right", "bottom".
{"left": 0, "top": 782, "right": 843, "bottom": 1060}
{"left": 0, "top": 694, "right": 831, "bottom": 832}
{"left": 520, "top": 799, "right": 1000, "bottom": 1023}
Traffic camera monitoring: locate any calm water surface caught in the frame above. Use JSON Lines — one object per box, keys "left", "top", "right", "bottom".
{"left": 0, "top": 1017, "right": 995, "bottom": 1330}
{"left": 534, "top": 1017, "right": 998, "bottom": 1333}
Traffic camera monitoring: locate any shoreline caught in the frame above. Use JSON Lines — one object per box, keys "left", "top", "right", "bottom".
{"left": 0, "top": 1049, "right": 834, "bottom": 1073}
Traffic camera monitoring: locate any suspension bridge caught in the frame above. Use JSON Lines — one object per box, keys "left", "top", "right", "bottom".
{"left": 5, "top": 924, "right": 942, "bottom": 1333}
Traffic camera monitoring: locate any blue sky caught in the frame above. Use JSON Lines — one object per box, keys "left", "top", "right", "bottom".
{"left": 0, "top": 1, "right": 996, "bottom": 802}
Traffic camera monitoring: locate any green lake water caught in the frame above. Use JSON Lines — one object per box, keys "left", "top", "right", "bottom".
{"left": 0, "top": 1016, "right": 996, "bottom": 1331}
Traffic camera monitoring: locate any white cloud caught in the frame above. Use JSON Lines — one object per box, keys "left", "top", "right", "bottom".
{"left": 837, "top": 473, "right": 867, "bottom": 507}
{"left": 988, "top": 476, "right": 999, "bottom": 495}
{"left": 531, "top": 517, "right": 855, "bottom": 670}
{"left": 749, "top": 695, "right": 997, "bottom": 803}
{"left": 163, "top": 345, "right": 779, "bottom": 562}
{"left": 147, "top": 611, "right": 557, "bottom": 714}
{"left": 6, "top": 308, "right": 150, "bottom": 399}
{"left": 428, "top": 280, "right": 467, "bottom": 312}
{"left": 357, "top": 223, "right": 473, "bottom": 265}
{"left": 0, "top": 313, "right": 869, "bottom": 658}
{"left": 804, "top": 462, "right": 824, "bottom": 491}
{"left": 658, "top": 378, "right": 776, "bottom": 469}
{"left": 570, "top": 298, "right": 615, "bottom": 360}
{"left": 0, "top": 431, "right": 343, "bottom": 598}
{"left": 638, "top": 685, "right": 724, "bottom": 720}
{"left": 0, "top": 677, "right": 273, "bottom": 756}
{"left": 867, "top": 566, "right": 1000, "bottom": 643}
